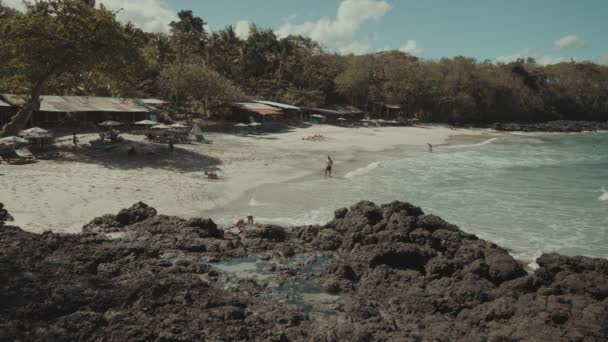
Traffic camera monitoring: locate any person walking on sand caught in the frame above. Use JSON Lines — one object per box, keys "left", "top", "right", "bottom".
{"left": 72, "top": 132, "right": 79, "bottom": 149}
{"left": 426, "top": 143, "right": 433, "bottom": 153}
{"left": 325, "top": 156, "right": 333, "bottom": 177}
{"left": 168, "top": 138, "right": 174, "bottom": 153}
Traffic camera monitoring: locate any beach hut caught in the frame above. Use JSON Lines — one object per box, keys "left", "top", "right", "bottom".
{"left": 228, "top": 102, "right": 284, "bottom": 127}
{"left": 253, "top": 100, "right": 301, "bottom": 123}
{"left": 0, "top": 94, "right": 158, "bottom": 129}
{"left": 302, "top": 106, "right": 364, "bottom": 125}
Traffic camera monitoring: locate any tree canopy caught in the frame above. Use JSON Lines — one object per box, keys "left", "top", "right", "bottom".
{"left": 1, "top": 0, "right": 607, "bottom": 131}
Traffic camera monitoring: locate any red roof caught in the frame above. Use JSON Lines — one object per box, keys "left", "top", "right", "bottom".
{"left": 232, "top": 102, "right": 283, "bottom": 116}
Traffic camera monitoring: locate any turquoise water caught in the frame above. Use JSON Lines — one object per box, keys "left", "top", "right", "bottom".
{"left": 209, "top": 132, "right": 608, "bottom": 265}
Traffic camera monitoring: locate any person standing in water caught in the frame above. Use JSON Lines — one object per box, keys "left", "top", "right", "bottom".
{"left": 426, "top": 143, "right": 433, "bottom": 153}
{"left": 325, "top": 156, "right": 333, "bottom": 177}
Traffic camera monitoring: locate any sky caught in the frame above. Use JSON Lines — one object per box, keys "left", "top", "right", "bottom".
{"left": 4, "top": 0, "right": 608, "bottom": 64}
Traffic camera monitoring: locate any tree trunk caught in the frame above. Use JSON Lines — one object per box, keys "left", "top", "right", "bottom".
{"left": 1, "top": 73, "right": 52, "bottom": 137}
{"left": 175, "top": 62, "right": 183, "bottom": 114}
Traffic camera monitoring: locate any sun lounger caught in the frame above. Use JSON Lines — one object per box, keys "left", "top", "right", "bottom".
{"left": 0, "top": 150, "right": 36, "bottom": 165}
{"left": 89, "top": 140, "right": 116, "bottom": 150}
{"left": 195, "top": 133, "right": 212, "bottom": 144}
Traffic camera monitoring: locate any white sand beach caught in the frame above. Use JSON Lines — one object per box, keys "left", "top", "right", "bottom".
{"left": 0, "top": 125, "right": 498, "bottom": 233}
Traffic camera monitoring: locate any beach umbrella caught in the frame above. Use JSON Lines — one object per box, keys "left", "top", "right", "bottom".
{"left": 190, "top": 124, "right": 202, "bottom": 134}
{"left": 0, "top": 136, "right": 29, "bottom": 150}
{"left": 25, "top": 132, "right": 53, "bottom": 139}
{"left": 360, "top": 119, "right": 370, "bottom": 122}
{"left": 311, "top": 114, "right": 324, "bottom": 118}
{"left": 0, "top": 136, "right": 29, "bottom": 145}
{"left": 99, "top": 120, "right": 123, "bottom": 127}
{"left": 337, "top": 118, "right": 347, "bottom": 121}
{"left": 151, "top": 124, "right": 171, "bottom": 129}
{"left": 234, "top": 123, "right": 248, "bottom": 127}
{"left": 21, "top": 127, "right": 48, "bottom": 135}
{"left": 134, "top": 120, "right": 157, "bottom": 125}
{"left": 248, "top": 122, "right": 262, "bottom": 126}
{"left": 170, "top": 123, "right": 188, "bottom": 128}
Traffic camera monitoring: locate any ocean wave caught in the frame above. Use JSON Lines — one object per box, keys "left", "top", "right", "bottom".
{"left": 445, "top": 137, "right": 499, "bottom": 148}
{"left": 599, "top": 187, "right": 608, "bottom": 201}
{"left": 344, "top": 162, "right": 381, "bottom": 179}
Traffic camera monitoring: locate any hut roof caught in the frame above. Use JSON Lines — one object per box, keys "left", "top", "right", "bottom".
{"left": 1, "top": 94, "right": 155, "bottom": 113}
{"left": 303, "top": 105, "right": 364, "bottom": 116}
{"left": 253, "top": 100, "right": 300, "bottom": 111}
{"left": 231, "top": 102, "right": 283, "bottom": 116}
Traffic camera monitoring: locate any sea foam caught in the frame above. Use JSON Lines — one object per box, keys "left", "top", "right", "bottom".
{"left": 599, "top": 187, "right": 608, "bottom": 201}
{"left": 344, "top": 162, "right": 381, "bottom": 179}
{"left": 445, "top": 137, "right": 499, "bottom": 148}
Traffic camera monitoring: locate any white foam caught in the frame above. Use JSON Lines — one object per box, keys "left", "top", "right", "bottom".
{"left": 248, "top": 197, "right": 265, "bottom": 206}
{"left": 445, "top": 137, "right": 499, "bottom": 148}
{"left": 599, "top": 187, "right": 608, "bottom": 201}
{"left": 344, "top": 161, "right": 381, "bottom": 179}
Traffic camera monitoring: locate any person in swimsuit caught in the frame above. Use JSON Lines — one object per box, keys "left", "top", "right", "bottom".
{"left": 427, "top": 143, "right": 433, "bottom": 153}
{"left": 325, "top": 156, "right": 333, "bottom": 177}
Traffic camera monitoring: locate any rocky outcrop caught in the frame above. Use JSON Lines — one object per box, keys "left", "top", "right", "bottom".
{"left": 1, "top": 201, "right": 607, "bottom": 341}
{"left": 0, "top": 203, "right": 13, "bottom": 227}
{"left": 493, "top": 120, "right": 608, "bottom": 132}
{"left": 82, "top": 202, "right": 157, "bottom": 233}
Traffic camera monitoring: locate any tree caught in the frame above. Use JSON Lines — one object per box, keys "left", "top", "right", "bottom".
{"left": 169, "top": 10, "right": 206, "bottom": 114}
{"left": 159, "top": 61, "right": 246, "bottom": 118}
{"left": 0, "top": 0, "right": 139, "bottom": 135}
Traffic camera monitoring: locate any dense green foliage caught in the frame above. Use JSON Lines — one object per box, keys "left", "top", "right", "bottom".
{"left": 1, "top": 0, "right": 607, "bottom": 129}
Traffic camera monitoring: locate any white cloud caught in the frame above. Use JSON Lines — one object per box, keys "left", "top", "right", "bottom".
{"left": 98, "top": 0, "right": 176, "bottom": 32}
{"left": 398, "top": 40, "right": 424, "bottom": 56}
{"left": 496, "top": 48, "right": 565, "bottom": 65}
{"left": 554, "top": 35, "right": 585, "bottom": 50}
{"left": 234, "top": 20, "right": 250, "bottom": 39}
{"left": 3, "top": 0, "right": 26, "bottom": 11}
{"left": 338, "top": 40, "right": 372, "bottom": 55}
{"left": 3, "top": 0, "right": 177, "bottom": 32}
{"left": 496, "top": 48, "right": 533, "bottom": 63}
{"left": 276, "top": 0, "right": 391, "bottom": 52}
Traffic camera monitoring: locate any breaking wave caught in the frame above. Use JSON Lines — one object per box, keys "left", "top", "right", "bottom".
{"left": 344, "top": 162, "right": 381, "bottom": 179}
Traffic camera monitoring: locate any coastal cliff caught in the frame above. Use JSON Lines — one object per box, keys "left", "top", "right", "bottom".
{"left": 1, "top": 201, "right": 606, "bottom": 341}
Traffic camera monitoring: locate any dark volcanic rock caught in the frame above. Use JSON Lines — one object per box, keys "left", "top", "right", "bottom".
{"left": 2, "top": 201, "right": 607, "bottom": 341}
{"left": 0, "top": 203, "right": 13, "bottom": 226}
{"left": 83, "top": 202, "right": 157, "bottom": 233}
{"left": 493, "top": 120, "right": 608, "bottom": 132}
{"left": 115, "top": 201, "right": 157, "bottom": 226}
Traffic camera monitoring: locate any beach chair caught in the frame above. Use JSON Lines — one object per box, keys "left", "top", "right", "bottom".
{"left": 195, "top": 133, "right": 210, "bottom": 143}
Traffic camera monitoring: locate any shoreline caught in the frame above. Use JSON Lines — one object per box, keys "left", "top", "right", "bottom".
{"left": 1, "top": 125, "right": 493, "bottom": 234}
{"left": 207, "top": 130, "right": 503, "bottom": 225}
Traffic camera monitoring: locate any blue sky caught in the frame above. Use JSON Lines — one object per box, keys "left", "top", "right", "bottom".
{"left": 5, "top": 0, "right": 607, "bottom": 64}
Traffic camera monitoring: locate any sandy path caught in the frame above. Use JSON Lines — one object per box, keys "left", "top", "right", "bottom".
{"left": 0, "top": 125, "right": 496, "bottom": 233}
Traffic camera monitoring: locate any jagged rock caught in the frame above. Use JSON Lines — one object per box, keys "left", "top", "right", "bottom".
{"left": 242, "top": 225, "right": 287, "bottom": 241}
{"left": 2, "top": 201, "right": 607, "bottom": 341}
{"left": 115, "top": 202, "right": 157, "bottom": 226}
{"left": 82, "top": 202, "right": 157, "bottom": 233}
{"left": 312, "top": 229, "right": 342, "bottom": 251}
{"left": 0, "top": 203, "right": 13, "bottom": 227}
{"left": 334, "top": 207, "right": 348, "bottom": 219}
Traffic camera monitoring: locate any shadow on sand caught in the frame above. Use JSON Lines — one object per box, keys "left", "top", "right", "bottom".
{"left": 52, "top": 139, "right": 222, "bottom": 173}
